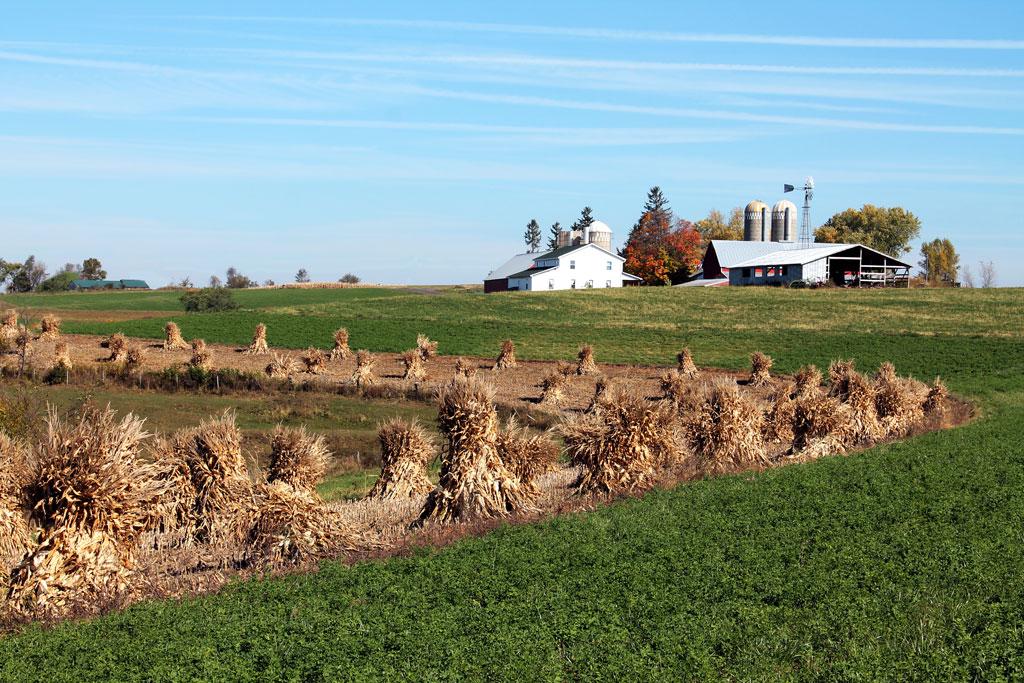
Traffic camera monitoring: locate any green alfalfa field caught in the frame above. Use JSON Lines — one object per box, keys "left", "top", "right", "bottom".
{"left": 0, "top": 285, "right": 1023, "bottom": 680}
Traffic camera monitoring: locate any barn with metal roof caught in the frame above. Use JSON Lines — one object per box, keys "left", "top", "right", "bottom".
{"left": 727, "top": 243, "right": 911, "bottom": 287}
{"left": 68, "top": 279, "right": 150, "bottom": 291}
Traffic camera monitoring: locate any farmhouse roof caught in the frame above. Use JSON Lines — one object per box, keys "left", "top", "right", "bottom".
{"left": 486, "top": 252, "right": 540, "bottom": 280}
{"left": 506, "top": 265, "right": 555, "bottom": 280}
{"left": 536, "top": 242, "right": 624, "bottom": 261}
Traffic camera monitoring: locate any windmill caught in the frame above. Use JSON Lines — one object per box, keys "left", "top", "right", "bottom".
{"left": 784, "top": 177, "right": 814, "bottom": 246}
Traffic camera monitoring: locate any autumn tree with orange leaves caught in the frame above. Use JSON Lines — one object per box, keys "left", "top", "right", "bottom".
{"left": 622, "top": 187, "right": 703, "bottom": 285}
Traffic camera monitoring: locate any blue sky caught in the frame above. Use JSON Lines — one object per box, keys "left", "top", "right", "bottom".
{"left": 2, "top": 1, "right": 1023, "bottom": 285}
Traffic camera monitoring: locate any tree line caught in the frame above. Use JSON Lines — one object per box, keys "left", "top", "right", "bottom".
{"left": 0, "top": 256, "right": 363, "bottom": 293}
{"left": 0, "top": 257, "right": 106, "bottom": 292}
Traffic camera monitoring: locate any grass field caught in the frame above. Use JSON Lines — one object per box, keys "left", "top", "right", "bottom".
{"left": 1, "top": 286, "right": 1023, "bottom": 680}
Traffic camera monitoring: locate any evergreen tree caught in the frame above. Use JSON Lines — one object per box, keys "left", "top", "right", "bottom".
{"left": 622, "top": 187, "right": 672, "bottom": 256}
{"left": 571, "top": 206, "right": 596, "bottom": 233}
{"left": 641, "top": 186, "right": 670, "bottom": 223}
{"left": 547, "top": 221, "right": 562, "bottom": 250}
{"left": 524, "top": 219, "right": 542, "bottom": 252}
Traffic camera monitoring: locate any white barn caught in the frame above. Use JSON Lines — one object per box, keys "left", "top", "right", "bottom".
{"left": 505, "top": 243, "right": 640, "bottom": 291}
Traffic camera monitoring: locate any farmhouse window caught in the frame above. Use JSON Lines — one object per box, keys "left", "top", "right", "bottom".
{"left": 742, "top": 268, "right": 751, "bottom": 278}
{"left": 570, "top": 260, "right": 576, "bottom": 270}
{"left": 585, "top": 280, "right": 593, "bottom": 288}
{"left": 570, "top": 279, "right": 576, "bottom": 289}
{"left": 606, "top": 261, "right": 612, "bottom": 270}
{"left": 605, "top": 280, "right": 612, "bottom": 288}
{"left": 548, "top": 279, "right": 554, "bottom": 290}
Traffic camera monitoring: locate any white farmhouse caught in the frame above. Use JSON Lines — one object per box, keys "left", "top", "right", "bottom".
{"left": 505, "top": 243, "right": 640, "bottom": 291}
{"left": 485, "top": 219, "right": 640, "bottom": 292}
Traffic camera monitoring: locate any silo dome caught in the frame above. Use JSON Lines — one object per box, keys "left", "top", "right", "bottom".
{"left": 771, "top": 200, "right": 797, "bottom": 243}
{"left": 587, "top": 220, "right": 613, "bottom": 251}
{"left": 744, "top": 200, "right": 770, "bottom": 242}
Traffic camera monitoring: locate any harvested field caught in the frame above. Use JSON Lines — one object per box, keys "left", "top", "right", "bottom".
{"left": 6, "top": 333, "right": 747, "bottom": 415}
{"left": 0, "top": 334, "right": 973, "bottom": 627}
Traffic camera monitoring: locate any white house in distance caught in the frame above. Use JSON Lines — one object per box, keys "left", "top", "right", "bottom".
{"left": 484, "top": 220, "right": 641, "bottom": 292}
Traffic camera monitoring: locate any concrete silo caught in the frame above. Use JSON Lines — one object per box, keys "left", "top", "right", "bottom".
{"left": 587, "top": 220, "right": 613, "bottom": 251}
{"left": 771, "top": 200, "right": 797, "bottom": 243}
{"left": 744, "top": 200, "right": 770, "bottom": 241}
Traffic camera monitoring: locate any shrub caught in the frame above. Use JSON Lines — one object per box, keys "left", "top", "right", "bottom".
{"left": 180, "top": 288, "right": 239, "bottom": 313}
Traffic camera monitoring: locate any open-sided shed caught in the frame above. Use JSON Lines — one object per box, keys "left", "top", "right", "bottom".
{"left": 728, "top": 244, "right": 911, "bottom": 287}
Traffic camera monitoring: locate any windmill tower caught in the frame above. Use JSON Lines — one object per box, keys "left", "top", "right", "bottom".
{"left": 784, "top": 177, "right": 814, "bottom": 246}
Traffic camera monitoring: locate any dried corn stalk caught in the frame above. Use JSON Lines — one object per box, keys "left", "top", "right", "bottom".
{"left": 265, "top": 353, "right": 299, "bottom": 379}
{"left": 454, "top": 357, "right": 477, "bottom": 379}
{"left": 793, "top": 364, "right": 823, "bottom": 399}
{"left": 762, "top": 382, "right": 796, "bottom": 444}
{"left": 168, "top": 411, "right": 255, "bottom": 545}
{"left": 352, "top": 350, "right": 376, "bottom": 388}
{"left": 124, "top": 344, "right": 146, "bottom": 373}
{"left": 330, "top": 328, "right": 350, "bottom": 360}
{"left": 163, "top": 321, "right": 189, "bottom": 351}
{"left": 495, "top": 417, "right": 559, "bottom": 495}
{"left": 791, "top": 394, "right": 855, "bottom": 459}
{"left": 302, "top": 347, "right": 327, "bottom": 374}
{"left": 587, "top": 375, "right": 610, "bottom": 413}
{"left": 416, "top": 334, "right": 438, "bottom": 362}
{"left": 749, "top": 352, "right": 773, "bottom": 387}
{"left": 0, "top": 310, "right": 18, "bottom": 348}
{"left": 367, "top": 418, "right": 435, "bottom": 500}
{"left": 38, "top": 314, "right": 61, "bottom": 341}
{"left": 539, "top": 367, "right": 569, "bottom": 405}
{"left": 242, "top": 482, "right": 354, "bottom": 568}
{"left": 676, "top": 347, "right": 698, "bottom": 378}
{"left": 686, "top": 379, "right": 767, "bottom": 475}
{"left": 494, "top": 339, "right": 517, "bottom": 370}
{"left": 52, "top": 342, "right": 73, "bottom": 374}
{"left": 923, "top": 377, "right": 949, "bottom": 418}
{"left": 189, "top": 339, "right": 212, "bottom": 371}
{"left": 873, "top": 362, "right": 924, "bottom": 438}
{"left": 7, "top": 406, "right": 158, "bottom": 617}
{"left": 401, "top": 349, "right": 427, "bottom": 381}
{"left": 576, "top": 344, "right": 597, "bottom": 376}
{"left": 244, "top": 323, "right": 270, "bottom": 355}
{"left": 0, "top": 434, "right": 31, "bottom": 569}
{"left": 266, "top": 425, "right": 330, "bottom": 493}
{"left": 417, "top": 378, "right": 535, "bottom": 523}
{"left": 562, "top": 386, "right": 681, "bottom": 494}
{"left": 106, "top": 333, "right": 128, "bottom": 363}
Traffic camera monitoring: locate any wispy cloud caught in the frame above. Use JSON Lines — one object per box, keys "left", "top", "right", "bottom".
{"left": 235, "top": 48, "right": 1024, "bottom": 79}
{"left": 341, "top": 83, "right": 1024, "bottom": 136}
{"left": 185, "top": 16, "right": 1024, "bottom": 50}
{"left": 169, "top": 116, "right": 755, "bottom": 145}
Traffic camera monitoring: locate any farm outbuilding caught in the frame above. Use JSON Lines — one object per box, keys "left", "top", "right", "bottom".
{"left": 484, "top": 253, "right": 538, "bottom": 293}
{"left": 727, "top": 243, "right": 911, "bottom": 287}
{"left": 68, "top": 279, "right": 150, "bottom": 291}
